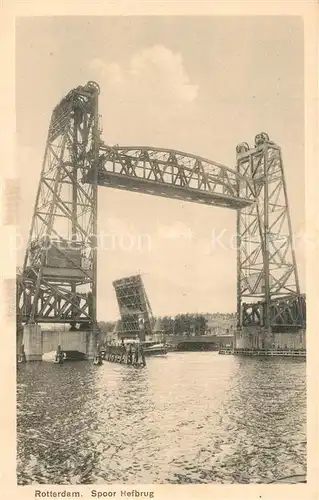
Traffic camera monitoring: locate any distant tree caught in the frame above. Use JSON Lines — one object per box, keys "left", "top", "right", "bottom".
{"left": 98, "top": 321, "right": 116, "bottom": 334}
{"left": 160, "top": 316, "right": 175, "bottom": 335}
{"left": 153, "top": 312, "right": 237, "bottom": 335}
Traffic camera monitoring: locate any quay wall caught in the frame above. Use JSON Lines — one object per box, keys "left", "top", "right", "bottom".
{"left": 165, "top": 334, "right": 233, "bottom": 346}
{"left": 42, "top": 329, "right": 88, "bottom": 354}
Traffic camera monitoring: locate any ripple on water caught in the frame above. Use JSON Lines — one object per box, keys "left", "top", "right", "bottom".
{"left": 17, "top": 353, "right": 306, "bottom": 484}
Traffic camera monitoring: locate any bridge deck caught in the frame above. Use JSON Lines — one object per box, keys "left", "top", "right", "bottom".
{"left": 83, "top": 146, "right": 253, "bottom": 210}
{"left": 91, "top": 172, "right": 251, "bottom": 209}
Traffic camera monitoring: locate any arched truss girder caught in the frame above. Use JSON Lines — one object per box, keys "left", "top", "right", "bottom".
{"left": 84, "top": 144, "right": 254, "bottom": 210}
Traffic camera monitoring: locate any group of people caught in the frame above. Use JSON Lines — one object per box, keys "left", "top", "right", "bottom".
{"left": 122, "top": 339, "right": 146, "bottom": 366}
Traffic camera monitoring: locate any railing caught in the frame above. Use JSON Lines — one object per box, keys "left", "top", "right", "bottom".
{"left": 219, "top": 347, "right": 306, "bottom": 357}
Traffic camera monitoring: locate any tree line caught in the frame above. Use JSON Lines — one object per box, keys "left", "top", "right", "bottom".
{"left": 98, "top": 312, "right": 236, "bottom": 336}
{"left": 157, "top": 313, "right": 207, "bottom": 335}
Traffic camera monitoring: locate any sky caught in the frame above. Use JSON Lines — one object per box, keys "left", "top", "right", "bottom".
{"left": 16, "top": 16, "right": 305, "bottom": 320}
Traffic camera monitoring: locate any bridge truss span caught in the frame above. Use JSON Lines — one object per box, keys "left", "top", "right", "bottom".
{"left": 85, "top": 144, "right": 254, "bottom": 210}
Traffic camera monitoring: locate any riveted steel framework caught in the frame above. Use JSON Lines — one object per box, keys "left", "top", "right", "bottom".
{"left": 236, "top": 134, "right": 304, "bottom": 332}
{"left": 84, "top": 144, "right": 253, "bottom": 210}
{"left": 113, "top": 275, "right": 153, "bottom": 341}
{"left": 17, "top": 83, "right": 305, "bottom": 333}
{"left": 18, "top": 81, "right": 100, "bottom": 326}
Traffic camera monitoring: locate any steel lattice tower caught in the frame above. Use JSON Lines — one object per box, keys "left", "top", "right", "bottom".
{"left": 236, "top": 133, "right": 305, "bottom": 340}
{"left": 19, "top": 81, "right": 101, "bottom": 328}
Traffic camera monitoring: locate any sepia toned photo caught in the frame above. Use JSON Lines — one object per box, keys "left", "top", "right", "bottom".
{"left": 14, "top": 14, "right": 309, "bottom": 489}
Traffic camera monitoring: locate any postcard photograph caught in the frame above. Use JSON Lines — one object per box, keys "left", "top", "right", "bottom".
{"left": 15, "top": 15, "right": 307, "bottom": 487}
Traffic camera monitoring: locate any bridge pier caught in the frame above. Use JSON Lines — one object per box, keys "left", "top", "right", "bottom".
{"left": 235, "top": 326, "right": 267, "bottom": 349}
{"left": 235, "top": 327, "right": 306, "bottom": 350}
{"left": 86, "top": 332, "right": 97, "bottom": 360}
{"left": 272, "top": 330, "right": 306, "bottom": 350}
{"left": 20, "top": 326, "right": 98, "bottom": 361}
{"left": 23, "top": 324, "right": 42, "bottom": 361}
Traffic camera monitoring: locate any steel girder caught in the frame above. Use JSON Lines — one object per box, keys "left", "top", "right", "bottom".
{"left": 18, "top": 81, "right": 100, "bottom": 326}
{"left": 17, "top": 272, "right": 94, "bottom": 323}
{"left": 84, "top": 144, "right": 254, "bottom": 210}
{"left": 236, "top": 134, "right": 304, "bottom": 330}
{"left": 242, "top": 295, "right": 306, "bottom": 330}
{"left": 112, "top": 275, "right": 153, "bottom": 341}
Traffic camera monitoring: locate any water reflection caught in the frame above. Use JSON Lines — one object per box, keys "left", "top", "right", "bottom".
{"left": 210, "top": 358, "right": 307, "bottom": 483}
{"left": 17, "top": 353, "right": 306, "bottom": 484}
{"left": 17, "top": 362, "right": 100, "bottom": 484}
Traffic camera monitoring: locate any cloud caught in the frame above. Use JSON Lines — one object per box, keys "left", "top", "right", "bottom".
{"left": 88, "top": 45, "right": 200, "bottom": 149}
{"left": 129, "top": 45, "right": 198, "bottom": 103}
{"left": 89, "top": 45, "right": 198, "bottom": 105}
{"left": 90, "top": 59, "right": 124, "bottom": 86}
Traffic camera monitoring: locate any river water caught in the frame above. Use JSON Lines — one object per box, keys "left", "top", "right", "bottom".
{"left": 17, "top": 352, "right": 306, "bottom": 485}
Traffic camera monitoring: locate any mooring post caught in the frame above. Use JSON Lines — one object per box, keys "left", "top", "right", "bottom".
{"left": 86, "top": 329, "right": 98, "bottom": 360}
{"left": 20, "top": 344, "right": 26, "bottom": 363}
{"left": 55, "top": 344, "right": 64, "bottom": 364}
{"left": 140, "top": 346, "right": 146, "bottom": 367}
